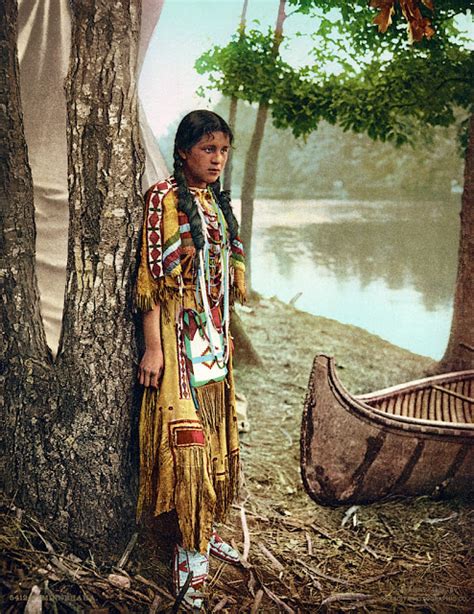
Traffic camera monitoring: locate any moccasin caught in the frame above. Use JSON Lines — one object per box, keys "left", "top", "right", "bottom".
{"left": 173, "top": 544, "right": 208, "bottom": 610}
{"left": 209, "top": 530, "right": 240, "bottom": 565}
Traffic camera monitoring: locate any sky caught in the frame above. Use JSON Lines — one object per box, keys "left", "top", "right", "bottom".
{"left": 139, "top": 0, "right": 318, "bottom": 136}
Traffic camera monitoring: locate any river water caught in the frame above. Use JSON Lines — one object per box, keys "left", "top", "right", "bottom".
{"left": 236, "top": 198, "right": 460, "bottom": 359}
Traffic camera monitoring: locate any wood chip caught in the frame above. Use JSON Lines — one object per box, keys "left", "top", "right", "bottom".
{"left": 107, "top": 573, "right": 131, "bottom": 589}
{"left": 212, "top": 596, "right": 230, "bottom": 612}
{"left": 24, "top": 585, "right": 42, "bottom": 614}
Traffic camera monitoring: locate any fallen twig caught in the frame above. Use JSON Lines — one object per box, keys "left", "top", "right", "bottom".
{"left": 247, "top": 570, "right": 257, "bottom": 597}
{"left": 309, "top": 523, "right": 335, "bottom": 541}
{"left": 171, "top": 571, "right": 193, "bottom": 614}
{"left": 135, "top": 574, "right": 172, "bottom": 599}
{"left": 240, "top": 504, "right": 251, "bottom": 562}
{"left": 296, "top": 559, "right": 350, "bottom": 586}
{"left": 257, "top": 542, "right": 284, "bottom": 572}
{"left": 149, "top": 593, "right": 162, "bottom": 614}
{"left": 360, "top": 570, "right": 402, "bottom": 585}
{"left": 208, "top": 561, "right": 226, "bottom": 589}
{"left": 422, "top": 513, "right": 458, "bottom": 526}
{"left": 250, "top": 589, "right": 264, "bottom": 614}
{"left": 321, "top": 592, "right": 372, "bottom": 606}
{"left": 360, "top": 543, "right": 381, "bottom": 560}
{"left": 117, "top": 532, "right": 138, "bottom": 569}
{"left": 262, "top": 585, "right": 295, "bottom": 613}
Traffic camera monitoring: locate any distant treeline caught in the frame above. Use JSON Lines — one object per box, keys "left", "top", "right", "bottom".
{"left": 159, "top": 99, "right": 464, "bottom": 201}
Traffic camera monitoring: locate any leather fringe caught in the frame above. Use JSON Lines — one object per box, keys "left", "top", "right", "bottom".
{"left": 194, "top": 381, "right": 226, "bottom": 433}
{"left": 174, "top": 445, "right": 215, "bottom": 553}
{"left": 214, "top": 451, "right": 240, "bottom": 522}
{"left": 135, "top": 280, "right": 176, "bottom": 308}
{"left": 136, "top": 387, "right": 161, "bottom": 522}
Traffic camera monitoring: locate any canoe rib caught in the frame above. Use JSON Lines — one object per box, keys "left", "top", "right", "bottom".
{"left": 300, "top": 354, "right": 474, "bottom": 506}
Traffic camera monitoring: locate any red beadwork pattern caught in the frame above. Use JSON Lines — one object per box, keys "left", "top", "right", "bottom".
{"left": 176, "top": 315, "right": 191, "bottom": 400}
{"left": 146, "top": 177, "right": 177, "bottom": 280}
{"left": 148, "top": 212, "right": 159, "bottom": 226}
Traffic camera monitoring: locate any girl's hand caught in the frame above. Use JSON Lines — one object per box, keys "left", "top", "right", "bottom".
{"left": 138, "top": 348, "right": 164, "bottom": 388}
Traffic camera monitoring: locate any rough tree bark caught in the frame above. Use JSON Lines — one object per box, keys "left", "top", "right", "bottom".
{"left": 239, "top": 0, "right": 286, "bottom": 289}
{"left": 438, "top": 113, "right": 474, "bottom": 372}
{"left": 1, "top": 0, "right": 52, "bottom": 502}
{"left": 1, "top": 0, "right": 144, "bottom": 560}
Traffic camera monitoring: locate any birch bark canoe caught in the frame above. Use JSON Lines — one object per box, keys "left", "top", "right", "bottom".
{"left": 301, "top": 355, "right": 473, "bottom": 506}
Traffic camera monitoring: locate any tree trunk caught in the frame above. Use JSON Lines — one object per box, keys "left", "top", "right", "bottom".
{"left": 240, "top": 103, "right": 269, "bottom": 288}
{"left": 1, "top": 0, "right": 52, "bottom": 506}
{"left": 239, "top": 0, "right": 286, "bottom": 290}
{"left": 438, "top": 113, "right": 474, "bottom": 372}
{"left": 223, "top": 95, "right": 238, "bottom": 192}
{"left": 2, "top": 0, "right": 144, "bottom": 560}
{"left": 231, "top": 312, "right": 263, "bottom": 368}
{"left": 223, "top": 0, "right": 249, "bottom": 192}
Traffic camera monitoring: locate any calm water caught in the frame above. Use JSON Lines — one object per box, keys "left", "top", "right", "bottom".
{"left": 235, "top": 198, "right": 460, "bottom": 359}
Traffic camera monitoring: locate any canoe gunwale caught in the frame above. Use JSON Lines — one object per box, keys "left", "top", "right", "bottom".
{"left": 323, "top": 355, "right": 474, "bottom": 440}
{"left": 358, "top": 369, "right": 474, "bottom": 402}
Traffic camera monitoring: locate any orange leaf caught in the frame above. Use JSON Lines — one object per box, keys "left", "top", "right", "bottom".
{"left": 370, "top": 0, "right": 435, "bottom": 42}
{"left": 370, "top": 0, "right": 396, "bottom": 33}
{"left": 399, "top": 0, "right": 435, "bottom": 42}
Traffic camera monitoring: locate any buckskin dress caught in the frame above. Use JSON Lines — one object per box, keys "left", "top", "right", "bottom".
{"left": 135, "top": 176, "right": 246, "bottom": 553}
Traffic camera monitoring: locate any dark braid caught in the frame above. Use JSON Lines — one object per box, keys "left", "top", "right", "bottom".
{"left": 209, "top": 179, "right": 239, "bottom": 242}
{"left": 173, "top": 110, "right": 240, "bottom": 249}
{"left": 173, "top": 152, "right": 205, "bottom": 250}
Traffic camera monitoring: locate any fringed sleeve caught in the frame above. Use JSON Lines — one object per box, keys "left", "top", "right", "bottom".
{"left": 230, "top": 237, "right": 246, "bottom": 304}
{"left": 135, "top": 178, "right": 182, "bottom": 312}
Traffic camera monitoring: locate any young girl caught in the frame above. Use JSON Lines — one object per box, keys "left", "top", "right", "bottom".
{"left": 135, "top": 110, "right": 246, "bottom": 609}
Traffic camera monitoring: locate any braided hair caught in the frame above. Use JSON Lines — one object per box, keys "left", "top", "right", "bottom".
{"left": 173, "top": 110, "right": 240, "bottom": 250}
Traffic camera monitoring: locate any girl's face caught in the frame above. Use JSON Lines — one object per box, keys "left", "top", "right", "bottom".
{"left": 179, "top": 131, "right": 230, "bottom": 188}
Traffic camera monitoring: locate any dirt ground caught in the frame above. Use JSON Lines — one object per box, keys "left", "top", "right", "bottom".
{"left": 2, "top": 296, "right": 472, "bottom": 612}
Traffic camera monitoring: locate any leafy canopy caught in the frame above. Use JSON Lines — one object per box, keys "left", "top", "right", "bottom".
{"left": 195, "top": 1, "right": 473, "bottom": 145}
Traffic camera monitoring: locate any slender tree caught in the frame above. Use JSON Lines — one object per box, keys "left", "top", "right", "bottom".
{"left": 1, "top": 0, "right": 144, "bottom": 558}
{"left": 199, "top": 1, "right": 288, "bottom": 287}
{"left": 241, "top": 0, "right": 287, "bottom": 288}
{"left": 223, "top": 0, "right": 249, "bottom": 192}
{"left": 439, "top": 114, "right": 473, "bottom": 371}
